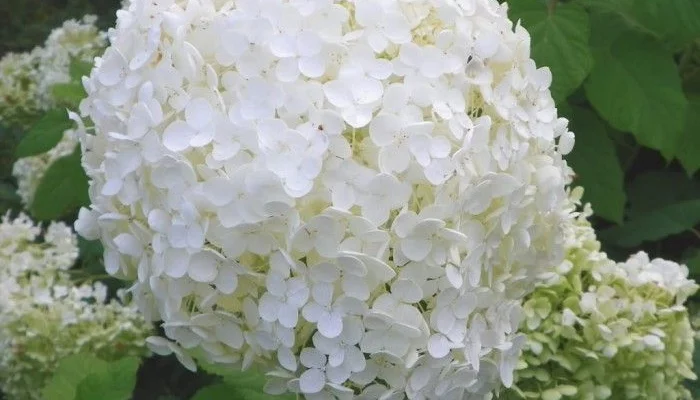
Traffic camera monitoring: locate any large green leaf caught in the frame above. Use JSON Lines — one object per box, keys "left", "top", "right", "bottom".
{"left": 584, "top": 14, "right": 688, "bottom": 160}
{"left": 194, "top": 359, "right": 295, "bottom": 400}
{"left": 69, "top": 59, "right": 93, "bottom": 82}
{"left": 676, "top": 94, "right": 700, "bottom": 176}
{"left": 43, "top": 354, "right": 108, "bottom": 400}
{"left": 564, "top": 107, "right": 625, "bottom": 223}
{"left": 508, "top": 0, "right": 593, "bottom": 101}
{"left": 15, "top": 109, "right": 74, "bottom": 158}
{"left": 581, "top": 0, "right": 700, "bottom": 46}
{"left": 30, "top": 146, "right": 89, "bottom": 221}
{"left": 599, "top": 199, "right": 700, "bottom": 247}
{"left": 52, "top": 82, "right": 86, "bottom": 108}
{"left": 626, "top": 171, "right": 700, "bottom": 219}
{"left": 75, "top": 357, "right": 140, "bottom": 400}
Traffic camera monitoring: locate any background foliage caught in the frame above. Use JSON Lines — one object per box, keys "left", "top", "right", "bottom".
{"left": 0, "top": 0, "right": 699, "bottom": 398}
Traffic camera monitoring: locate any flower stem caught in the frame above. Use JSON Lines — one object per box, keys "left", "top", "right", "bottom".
{"left": 548, "top": 0, "right": 559, "bottom": 14}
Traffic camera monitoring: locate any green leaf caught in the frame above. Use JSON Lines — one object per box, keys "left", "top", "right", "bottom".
{"left": 599, "top": 199, "right": 700, "bottom": 247}
{"left": 683, "top": 248, "right": 700, "bottom": 276}
{"left": 30, "top": 146, "right": 89, "bottom": 221}
{"left": 191, "top": 384, "right": 239, "bottom": 400}
{"left": 69, "top": 59, "right": 93, "bottom": 82}
{"left": 75, "top": 357, "right": 140, "bottom": 400}
{"left": 584, "top": 13, "right": 688, "bottom": 160}
{"left": 191, "top": 382, "right": 295, "bottom": 400}
{"left": 626, "top": 171, "right": 700, "bottom": 219}
{"left": 508, "top": 1, "right": 593, "bottom": 101}
{"left": 43, "top": 353, "right": 108, "bottom": 400}
{"left": 0, "top": 182, "right": 20, "bottom": 214}
{"left": 582, "top": 0, "right": 700, "bottom": 46}
{"left": 51, "top": 82, "right": 86, "bottom": 107}
{"left": 564, "top": 107, "right": 625, "bottom": 223}
{"left": 193, "top": 360, "right": 295, "bottom": 400}
{"left": 15, "top": 109, "right": 74, "bottom": 158}
{"left": 676, "top": 94, "right": 700, "bottom": 175}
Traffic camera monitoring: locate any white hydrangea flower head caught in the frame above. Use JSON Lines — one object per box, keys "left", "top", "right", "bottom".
{"left": 12, "top": 129, "right": 79, "bottom": 206}
{"left": 76, "top": 0, "right": 576, "bottom": 398}
{"left": 505, "top": 191, "right": 699, "bottom": 400}
{"left": 0, "top": 16, "right": 106, "bottom": 127}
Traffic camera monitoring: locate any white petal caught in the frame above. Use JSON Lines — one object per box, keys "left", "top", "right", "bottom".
{"left": 163, "top": 120, "right": 195, "bottom": 152}
{"left": 299, "top": 55, "right": 326, "bottom": 78}
{"left": 215, "top": 322, "right": 244, "bottom": 349}
{"left": 214, "top": 267, "right": 238, "bottom": 294}
{"left": 391, "top": 279, "right": 423, "bottom": 303}
{"left": 400, "top": 238, "right": 432, "bottom": 262}
{"left": 278, "top": 303, "right": 300, "bottom": 328}
{"left": 300, "top": 347, "right": 327, "bottom": 369}
{"left": 299, "top": 368, "right": 326, "bottom": 394}
{"left": 278, "top": 347, "right": 298, "bottom": 371}
{"left": 427, "top": 334, "right": 451, "bottom": 358}
{"left": 318, "top": 311, "right": 343, "bottom": 338}
{"left": 164, "top": 248, "right": 190, "bottom": 278}
{"left": 113, "top": 233, "right": 143, "bottom": 257}
{"left": 185, "top": 98, "right": 213, "bottom": 130}
{"left": 188, "top": 251, "right": 219, "bottom": 282}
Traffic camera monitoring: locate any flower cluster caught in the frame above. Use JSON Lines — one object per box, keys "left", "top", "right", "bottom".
{"left": 76, "top": 0, "right": 576, "bottom": 398}
{"left": 0, "top": 15, "right": 105, "bottom": 127}
{"left": 0, "top": 50, "right": 42, "bottom": 127}
{"left": 0, "top": 213, "right": 151, "bottom": 400}
{"left": 505, "top": 190, "right": 698, "bottom": 400}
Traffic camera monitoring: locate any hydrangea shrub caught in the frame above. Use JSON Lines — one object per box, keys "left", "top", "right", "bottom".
{"left": 0, "top": 213, "right": 151, "bottom": 400}
{"left": 505, "top": 190, "right": 698, "bottom": 400}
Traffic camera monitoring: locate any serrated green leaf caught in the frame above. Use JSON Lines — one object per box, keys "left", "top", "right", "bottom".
{"left": 69, "top": 59, "right": 93, "bottom": 82}
{"left": 564, "top": 107, "right": 625, "bottom": 223}
{"left": 43, "top": 353, "right": 109, "bottom": 400}
{"left": 584, "top": 13, "right": 688, "bottom": 160}
{"left": 75, "top": 357, "right": 140, "bottom": 400}
{"left": 15, "top": 109, "right": 74, "bottom": 158}
{"left": 600, "top": 200, "right": 700, "bottom": 247}
{"left": 51, "top": 82, "right": 86, "bottom": 107}
{"left": 508, "top": 1, "right": 593, "bottom": 101}
{"left": 627, "top": 171, "right": 700, "bottom": 219}
{"left": 676, "top": 94, "right": 700, "bottom": 175}
{"left": 30, "top": 146, "right": 89, "bottom": 221}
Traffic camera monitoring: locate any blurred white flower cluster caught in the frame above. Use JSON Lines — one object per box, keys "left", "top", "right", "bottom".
{"left": 0, "top": 213, "right": 151, "bottom": 400}
{"left": 7, "top": 15, "right": 107, "bottom": 206}
{"left": 507, "top": 189, "right": 698, "bottom": 400}
{"left": 76, "top": 0, "right": 576, "bottom": 398}
{"left": 0, "top": 15, "right": 106, "bottom": 127}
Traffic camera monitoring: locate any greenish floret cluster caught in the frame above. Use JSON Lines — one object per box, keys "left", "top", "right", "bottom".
{"left": 0, "top": 15, "right": 105, "bottom": 128}
{"left": 505, "top": 189, "right": 698, "bottom": 400}
{"left": 0, "top": 213, "right": 151, "bottom": 400}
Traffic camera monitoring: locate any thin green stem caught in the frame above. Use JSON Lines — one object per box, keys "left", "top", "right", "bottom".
{"left": 548, "top": 0, "right": 559, "bottom": 14}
